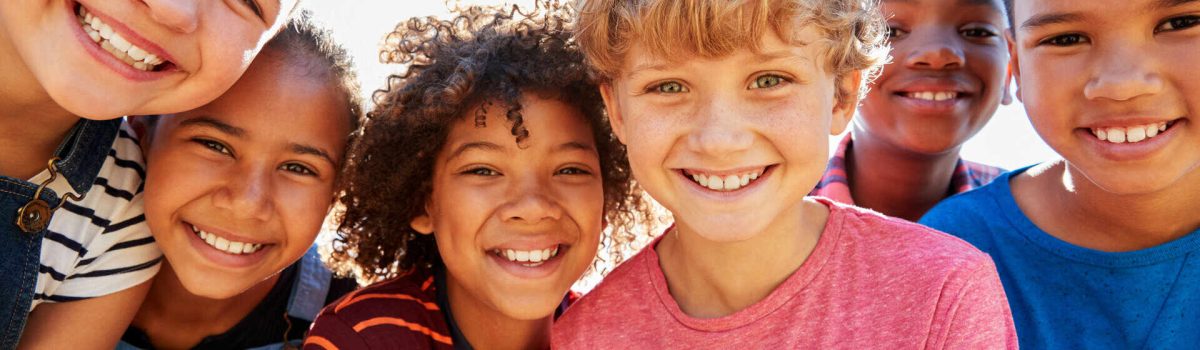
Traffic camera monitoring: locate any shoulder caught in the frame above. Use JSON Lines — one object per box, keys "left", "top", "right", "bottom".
{"left": 554, "top": 243, "right": 657, "bottom": 337}
{"left": 828, "top": 201, "right": 994, "bottom": 278}
{"left": 920, "top": 169, "right": 1025, "bottom": 249}
{"left": 962, "top": 159, "right": 1006, "bottom": 187}
{"left": 306, "top": 271, "right": 452, "bottom": 350}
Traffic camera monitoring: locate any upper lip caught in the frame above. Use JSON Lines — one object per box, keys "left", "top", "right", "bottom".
{"left": 186, "top": 220, "right": 273, "bottom": 245}
{"left": 890, "top": 76, "right": 976, "bottom": 95}
{"left": 77, "top": 2, "right": 177, "bottom": 67}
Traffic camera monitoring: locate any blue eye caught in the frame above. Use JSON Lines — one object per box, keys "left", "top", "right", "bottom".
{"left": 281, "top": 163, "right": 315, "bottom": 176}
{"left": 749, "top": 74, "right": 788, "bottom": 89}
{"left": 1156, "top": 15, "right": 1200, "bottom": 33}
{"left": 1038, "top": 33, "right": 1088, "bottom": 47}
{"left": 651, "top": 81, "right": 688, "bottom": 94}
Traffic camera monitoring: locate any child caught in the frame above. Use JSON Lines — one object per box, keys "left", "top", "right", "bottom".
{"left": 0, "top": 1, "right": 296, "bottom": 347}
{"left": 553, "top": 0, "right": 1017, "bottom": 347}
{"left": 117, "top": 14, "right": 361, "bottom": 349}
{"left": 920, "top": 0, "right": 1200, "bottom": 348}
{"left": 810, "top": 0, "right": 1011, "bottom": 220}
{"left": 303, "top": 2, "right": 648, "bottom": 349}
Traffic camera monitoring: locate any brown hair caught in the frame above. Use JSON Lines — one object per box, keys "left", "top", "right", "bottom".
{"left": 574, "top": 0, "right": 889, "bottom": 102}
{"left": 326, "top": 1, "right": 650, "bottom": 283}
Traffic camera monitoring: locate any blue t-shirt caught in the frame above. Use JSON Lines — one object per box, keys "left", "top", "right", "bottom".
{"left": 920, "top": 166, "right": 1200, "bottom": 350}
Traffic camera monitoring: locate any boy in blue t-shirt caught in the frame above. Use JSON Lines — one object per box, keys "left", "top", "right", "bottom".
{"left": 920, "top": 0, "right": 1200, "bottom": 349}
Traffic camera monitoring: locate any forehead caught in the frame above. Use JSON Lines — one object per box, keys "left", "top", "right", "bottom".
{"left": 885, "top": 0, "right": 1004, "bottom": 11}
{"left": 443, "top": 96, "right": 596, "bottom": 155}
{"left": 621, "top": 25, "right": 821, "bottom": 78}
{"left": 1013, "top": 0, "right": 1198, "bottom": 27}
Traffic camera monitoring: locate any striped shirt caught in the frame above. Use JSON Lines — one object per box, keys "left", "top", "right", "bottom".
{"left": 28, "top": 121, "right": 162, "bottom": 309}
{"left": 810, "top": 135, "right": 1004, "bottom": 205}
{"left": 304, "top": 269, "right": 454, "bottom": 350}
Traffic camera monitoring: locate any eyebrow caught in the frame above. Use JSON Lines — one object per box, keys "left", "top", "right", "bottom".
{"left": 556, "top": 141, "right": 597, "bottom": 154}
{"left": 178, "top": 116, "right": 246, "bottom": 137}
{"left": 291, "top": 143, "right": 337, "bottom": 166}
{"left": 887, "top": 0, "right": 999, "bottom": 8}
{"left": 1019, "top": 11, "right": 1085, "bottom": 31}
{"left": 446, "top": 141, "right": 505, "bottom": 162}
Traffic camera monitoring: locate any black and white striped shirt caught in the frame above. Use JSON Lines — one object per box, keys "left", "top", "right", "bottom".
{"left": 28, "top": 121, "right": 162, "bottom": 309}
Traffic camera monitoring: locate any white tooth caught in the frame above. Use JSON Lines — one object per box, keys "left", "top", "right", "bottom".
{"left": 707, "top": 176, "right": 723, "bottom": 190}
{"left": 1108, "top": 128, "right": 1126, "bottom": 143}
{"left": 100, "top": 41, "right": 115, "bottom": 53}
{"left": 750, "top": 171, "right": 760, "bottom": 180}
{"left": 1092, "top": 129, "right": 1101, "bottom": 138}
{"left": 242, "top": 243, "right": 257, "bottom": 254}
{"left": 87, "top": 29, "right": 101, "bottom": 43}
{"left": 90, "top": 18, "right": 102, "bottom": 31}
{"left": 204, "top": 233, "right": 218, "bottom": 246}
{"left": 127, "top": 46, "right": 147, "bottom": 61}
{"left": 1096, "top": 128, "right": 1107, "bottom": 141}
{"left": 1146, "top": 124, "right": 1159, "bottom": 138}
{"left": 533, "top": 250, "right": 546, "bottom": 262}
{"left": 935, "top": 92, "right": 948, "bottom": 101}
{"left": 542, "top": 248, "right": 552, "bottom": 260}
{"left": 228, "top": 242, "right": 245, "bottom": 254}
{"left": 505, "top": 249, "right": 516, "bottom": 261}
{"left": 99, "top": 24, "right": 113, "bottom": 40}
{"left": 551, "top": 246, "right": 559, "bottom": 257}
{"left": 740, "top": 174, "right": 750, "bottom": 186}
{"left": 110, "top": 33, "right": 132, "bottom": 52}
{"left": 1126, "top": 126, "right": 1146, "bottom": 142}
{"left": 200, "top": 231, "right": 209, "bottom": 240}
{"left": 133, "top": 62, "right": 148, "bottom": 71}
{"left": 1160, "top": 123, "right": 1168, "bottom": 131}
{"left": 723, "top": 175, "right": 740, "bottom": 190}
{"left": 694, "top": 174, "right": 708, "bottom": 187}
{"left": 215, "top": 237, "right": 230, "bottom": 251}
{"left": 516, "top": 250, "right": 530, "bottom": 262}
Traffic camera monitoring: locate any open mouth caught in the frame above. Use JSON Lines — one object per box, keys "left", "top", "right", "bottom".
{"left": 189, "top": 224, "right": 266, "bottom": 255}
{"left": 1089, "top": 120, "right": 1178, "bottom": 144}
{"left": 490, "top": 245, "right": 562, "bottom": 267}
{"left": 75, "top": 3, "right": 172, "bottom": 72}
{"left": 897, "top": 91, "right": 965, "bottom": 102}
{"left": 682, "top": 166, "right": 770, "bottom": 192}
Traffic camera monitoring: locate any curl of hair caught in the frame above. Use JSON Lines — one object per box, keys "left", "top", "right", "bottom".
{"left": 327, "top": 0, "right": 651, "bottom": 283}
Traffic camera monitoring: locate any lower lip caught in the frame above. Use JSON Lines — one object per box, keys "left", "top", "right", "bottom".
{"left": 1079, "top": 121, "right": 1182, "bottom": 162}
{"left": 487, "top": 246, "right": 567, "bottom": 280}
{"left": 893, "top": 94, "right": 969, "bottom": 114}
{"left": 67, "top": 1, "right": 170, "bottom": 82}
{"left": 677, "top": 165, "right": 774, "bottom": 200}
{"left": 183, "top": 222, "right": 271, "bottom": 269}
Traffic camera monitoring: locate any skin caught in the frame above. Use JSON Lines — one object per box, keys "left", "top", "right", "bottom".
{"left": 3, "top": 1, "right": 297, "bottom": 347}
{"left": 1007, "top": 0, "right": 1200, "bottom": 252}
{"left": 410, "top": 94, "right": 605, "bottom": 350}
{"left": 130, "top": 49, "right": 350, "bottom": 349}
{"left": 849, "top": 0, "right": 1011, "bottom": 221}
{"left": 601, "top": 27, "right": 860, "bottom": 318}
{"left": 0, "top": 0, "right": 296, "bottom": 179}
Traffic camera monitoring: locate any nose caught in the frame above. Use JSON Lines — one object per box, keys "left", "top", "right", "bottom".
{"left": 904, "top": 30, "right": 965, "bottom": 70}
{"left": 497, "top": 177, "right": 564, "bottom": 224}
{"left": 143, "top": 0, "right": 199, "bottom": 33}
{"left": 686, "top": 94, "right": 754, "bottom": 157}
{"left": 213, "top": 166, "right": 273, "bottom": 222}
{"left": 1083, "top": 43, "right": 1163, "bottom": 102}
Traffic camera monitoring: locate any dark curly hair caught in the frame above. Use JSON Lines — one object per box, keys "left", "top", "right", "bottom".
{"left": 327, "top": 0, "right": 651, "bottom": 283}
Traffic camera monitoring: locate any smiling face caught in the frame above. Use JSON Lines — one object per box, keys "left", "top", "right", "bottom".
{"left": 410, "top": 94, "right": 604, "bottom": 320}
{"left": 141, "top": 50, "right": 350, "bottom": 298}
{"left": 0, "top": 0, "right": 297, "bottom": 120}
{"left": 602, "top": 27, "right": 857, "bottom": 243}
{"left": 1010, "top": 0, "right": 1200, "bottom": 194}
{"left": 856, "top": 0, "right": 1010, "bottom": 155}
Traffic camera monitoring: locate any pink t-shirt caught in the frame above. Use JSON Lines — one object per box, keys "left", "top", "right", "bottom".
{"left": 553, "top": 199, "right": 1017, "bottom": 349}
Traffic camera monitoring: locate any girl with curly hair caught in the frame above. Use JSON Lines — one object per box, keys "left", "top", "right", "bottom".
{"left": 303, "top": 2, "right": 648, "bottom": 349}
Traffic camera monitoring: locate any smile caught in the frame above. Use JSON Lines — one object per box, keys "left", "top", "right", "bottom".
{"left": 76, "top": 5, "right": 167, "bottom": 72}
{"left": 491, "top": 245, "right": 561, "bottom": 267}
{"left": 903, "top": 91, "right": 959, "bottom": 101}
{"left": 1090, "top": 121, "right": 1174, "bottom": 144}
{"left": 683, "top": 167, "right": 767, "bottom": 192}
{"left": 190, "top": 224, "right": 265, "bottom": 255}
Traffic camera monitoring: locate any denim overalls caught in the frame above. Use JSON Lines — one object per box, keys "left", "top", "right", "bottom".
{"left": 0, "top": 119, "right": 120, "bottom": 348}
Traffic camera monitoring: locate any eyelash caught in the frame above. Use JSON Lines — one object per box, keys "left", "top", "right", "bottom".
{"left": 193, "top": 138, "right": 233, "bottom": 156}
{"left": 646, "top": 81, "right": 688, "bottom": 94}
{"left": 748, "top": 74, "right": 789, "bottom": 89}
{"left": 1037, "top": 33, "right": 1088, "bottom": 47}
{"left": 961, "top": 28, "right": 998, "bottom": 38}
{"left": 281, "top": 163, "right": 316, "bottom": 176}
{"left": 557, "top": 167, "right": 592, "bottom": 176}
{"left": 242, "top": 0, "right": 263, "bottom": 18}
{"left": 1156, "top": 15, "right": 1200, "bottom": 33}
{"left": 461, "top": 167, "right": 500, "bottom": 176}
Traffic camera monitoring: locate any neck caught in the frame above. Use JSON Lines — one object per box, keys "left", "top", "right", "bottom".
{"left": 446, "top": 276, "right": 551, "bottom": 350}
{"left": 0, "top": 25, "right": 81, "bottom": 179}
{"left": 846, "top": 131, "right": 962, "bottom": 221}
{"left": 1015, "top": 161, "right": 1200, "bottom": 252}
{"left": 657, "top": 198, "right": 826, "bottom": 318}
{"left": 132, "top": 262, "right": 279, "bottom": 349}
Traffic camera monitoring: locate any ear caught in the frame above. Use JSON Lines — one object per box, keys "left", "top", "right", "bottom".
{"left": 409, "top": 203, "right": 435, "bottom": 235}
{"left": 599, "top": 83, "right": 628, "bottom": 145}
{"left": 1005, "top": 30, "right": 1023, "bottom": 104}
{"left": 830, "top": 71, "right": 863, "bottom": 136}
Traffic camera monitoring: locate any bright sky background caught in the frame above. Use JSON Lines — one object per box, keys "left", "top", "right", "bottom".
{"left": 300, "top": 0, "right": 1059, "bottom": 169}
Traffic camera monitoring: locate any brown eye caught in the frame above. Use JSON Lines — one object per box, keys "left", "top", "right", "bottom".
{"left": 281, "top": 163, "right": 315, "bottom": 176}
{"left": 193, "top": 138, "right": 233, "bottom": 156}
{"left": 1156, "top": 15, "right": 1200, "bottom": 33}
{"left": 1039, "top": 33, "right": 1088, "bottom": 47}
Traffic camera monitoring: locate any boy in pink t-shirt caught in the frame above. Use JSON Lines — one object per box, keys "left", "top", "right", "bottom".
{"left": 552, "top": 0, "right": 1018, "bottom": 348}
